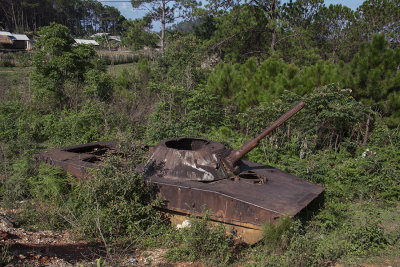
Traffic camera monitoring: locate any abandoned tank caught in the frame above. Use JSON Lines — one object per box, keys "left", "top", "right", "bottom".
{"left": 35, "top": 101, "right": 324, "bottom": 243}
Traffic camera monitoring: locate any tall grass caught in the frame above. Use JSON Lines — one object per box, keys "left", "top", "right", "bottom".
{"left": 97, "top": 50, "right": 139, "bottom": 65}
{"left": 0, "top": 51, "right": 33, "bottom": 67}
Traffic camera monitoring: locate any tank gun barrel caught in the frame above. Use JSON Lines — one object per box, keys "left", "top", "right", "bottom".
{"left": 225, "top": 101, "right": 305, "bottom": 169}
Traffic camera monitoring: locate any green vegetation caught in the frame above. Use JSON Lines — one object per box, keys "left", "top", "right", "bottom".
{"left": 31, "top": 23, "right": 113, "bottom": 111}
{"left": 165, "top": 214, "right": 234, "bottom": 266}
{"left": 19, "top": 155, "right": 163, "bottom": 245}
{"left": 0, "top": 244, "right": 11, "bottom": 265}
{"left": 0, "top": 52, "right": 32, "bottom": 67}
{"left": 1, "top": 0, "right": 400, "bottom": 265}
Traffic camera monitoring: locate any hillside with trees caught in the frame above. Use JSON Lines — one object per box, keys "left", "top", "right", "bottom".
{"left": 0, "top": 0, "right": 126, "bottom": 35}
{"left": 0, "top": 0, "right": 399, "bottom": 266}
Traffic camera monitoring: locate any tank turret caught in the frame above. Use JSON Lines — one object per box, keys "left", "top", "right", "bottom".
{"left": 143, "top": 101, "right": 305, "bottom": 183}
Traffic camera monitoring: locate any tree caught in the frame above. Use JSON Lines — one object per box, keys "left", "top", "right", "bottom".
{"left": 207, "top": 0, "right": 282, "bottom": 51}
{"left": 31, "top": 23, "right": 112, "bottom": 112}
{"left": 121, "top": 17, "right": 159, "bottom": 51}
{"left": 131, "top": 0, "right": 200, "bottom": 54}
{"left": 282, "top": 0, "right": 323, "bottom": 29}
{"left": 356, "top": 0, "right": 400, "bottom": 46}
{"left": 131, "top": 0, "right": 182, "bottom": 53}
{"left": 0, "top": 0, "right": 126, "bottom": 35}
{"left": 312, "top": 4, "right": 356, "bottom": 61}
{"left": 279, "top": 0, "right": 324, "bottom": 64}
{"left": 210, "top": 4, "right": 269, "bottom": 62}
{"left": 349, "top": 34, "right": 400, "bottom": 126}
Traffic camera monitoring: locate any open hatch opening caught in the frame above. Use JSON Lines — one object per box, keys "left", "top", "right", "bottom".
{"left": 165, "top": 138, "right": 209, "bottom": 151}
{"left": 64, "top": 145, "right": 110, "bottom": 156}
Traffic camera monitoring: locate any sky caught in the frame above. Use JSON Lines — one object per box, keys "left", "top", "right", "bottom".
{"left": 102, "top": 0, "right": 366, "bottom": 30}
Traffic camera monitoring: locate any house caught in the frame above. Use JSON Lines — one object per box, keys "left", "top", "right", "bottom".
{"left": 90, "top": 33, "right": 109, "bottom": 38}
{"left": 90, "top": 33, "right": 121, "bottom": 42}
{"left": 0, "top": 31, "right": 32, "bottom": 50}
{"left": 109, "top": 35, "right": 121, "bottom": 42}
{"left": 74, "top": 39, "right": 99, "bottom": 46}
{"left": 0, "top": 31, "right": 13, "bottom": 49}
{"left": 10, "top": 33, "right": 32, "bottom": 50}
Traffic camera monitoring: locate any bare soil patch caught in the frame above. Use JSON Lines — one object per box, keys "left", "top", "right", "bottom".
{"left": 0, "top": 208, "right": 108, "bottom": 266}
{"left": 0, "top": 208, "right": 207, "bottom": 266}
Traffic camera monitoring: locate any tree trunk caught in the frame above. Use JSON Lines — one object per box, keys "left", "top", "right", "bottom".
{"left": 270, "top": 30, "right": 276, "bottom": 51}
{"left": 11, "top": 1, "right": 17, "bottom": 31}
{"left": 269, "top": 0, "right": 277, "bottom": 51}
{"left": 161, "top": 0, "right": 166, "bottom": 54}
{"left": 362, "top": 117, "right": 370, "bottom": 146}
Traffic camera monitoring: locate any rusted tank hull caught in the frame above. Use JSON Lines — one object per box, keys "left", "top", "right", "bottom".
{"left": 35, "top": 141, "right": 324, "bottom": 243}
{"left": 148, "top": 160, "right": 323, "bottom": 243}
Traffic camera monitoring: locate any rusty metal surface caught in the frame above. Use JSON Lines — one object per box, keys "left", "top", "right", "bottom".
{"left": 167, "top": 211, "right": 264, "bottom": 244}
{"left": 34, "top": 141, "right": 117, "bottom": 179}
{"left": 144, "top": 138, "right": 230, "bottom": 182}
{"left": 147, "top": 160, "right": 324, "bottom": 227}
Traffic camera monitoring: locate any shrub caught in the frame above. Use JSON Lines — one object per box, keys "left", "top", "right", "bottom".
{"left": 154, "top": 33, "right": 207, "bottom": 89}
{"left": 0, "top": 101, "right": 43, "bottom": 158}
{"left": 0, "top": 157, "right": 37, "bottom": 205}
{"left": 65, "top": 154, "right": 163, "bottom": 244}
{"left": 40, "top": 102, "right": 106, "bottom": 146}
{"left": 164, "top": 214, "right": 234, "bottom": 266}
{"left": 14, "top": 147, "right": 163, "bottom": 249}
{"left": 0, "top": 52, "right": 32, "bottom": 67}
{"left": 253, "top": 203, "right": 388, "bottom": 266}
{"left": 146, "top": 85, "right": 223, "bottom": 143}
{"left": 236, "top": 84, "right": 372, "bottom": 165}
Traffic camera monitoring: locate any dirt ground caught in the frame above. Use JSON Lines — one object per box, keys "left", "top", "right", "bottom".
{"left": 0, "top": 208, "right": 204, "bottom": 266}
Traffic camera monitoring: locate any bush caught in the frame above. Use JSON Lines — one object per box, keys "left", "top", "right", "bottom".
{"left": 14, "top": 148, "right": 163, "bottom": 249}
{"left": 40, "top": 102, "right": 108, "bottom": 146}
{"left": 65, "top": 154, "right": 163, "bottom": 244}
{"left": 0, "top": 60, "right": 14, "bottom": 67}
{"left": 253, "top": 203, "right": 388, "bottom": 266}
{"left": 154, "top": 33, "right": 207, "bottom": 89}
{"left": 235, "top": 85, "right": 372, "bottom": 163}
{"left": 164, "top": 214, "right": 234, "bottom": 266}
{"left": 0, "top": 101, "right": 43, "bottom": 158}
{"left": 146, "top": 84, "right": 223, "bottom": 143}
{"left": 0, "top": 157, "right": 37, "bottom": 205}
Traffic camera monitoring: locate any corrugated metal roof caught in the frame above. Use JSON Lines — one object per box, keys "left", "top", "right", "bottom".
{"left": 0, "top": 31, "right": 12, "bottom": 36}
{"left": 109, "top": 36, "right": 121, "bottom": 42}
{"left": 74, "top": 39, "right": 99, "bottom": 45}
{"left": 11, "top": 34, "right": 30, "bottom": 41}
{"left": 90, "top": 33, "right": 109, "bottom": 38}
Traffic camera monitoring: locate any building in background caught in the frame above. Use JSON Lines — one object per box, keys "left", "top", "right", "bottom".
{"left": 74, "top": 39, "right": 99, "bottom": 46}
{"left": 0, "top": 31, "right": 32, "bottom": 50}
